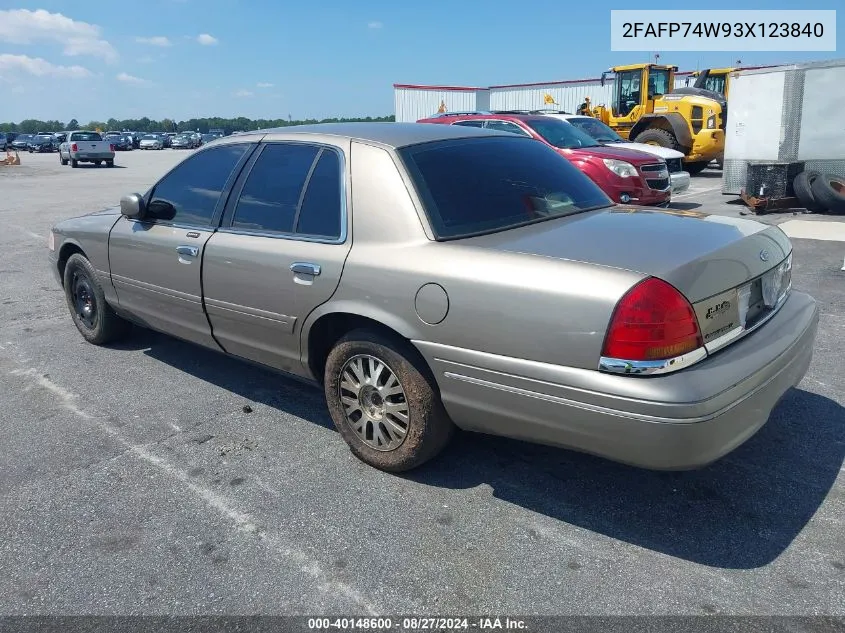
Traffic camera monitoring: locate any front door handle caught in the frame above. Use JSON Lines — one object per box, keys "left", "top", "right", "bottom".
{"left": 290, "top": 262, "right": 321, "bottom": 276}
{"left": 176, "top": 245, "right": 199, "bottom": 257}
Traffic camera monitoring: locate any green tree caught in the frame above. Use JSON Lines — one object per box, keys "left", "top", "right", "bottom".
{"left": 66, "top": 119, "right": 79, "bottom": 130}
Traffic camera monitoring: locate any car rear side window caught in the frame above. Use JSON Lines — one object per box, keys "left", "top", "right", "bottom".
{"left": 295, "top": 149, "right": 343, "bottom": 239}
{"left": 146, "top": 144, "right": 250, "bottom": 226}
{"left": 485, "top": 120, "right": 531, "bottom": 136}
{"left": 452, "top": 120, "right": 485, "bottom": 128}
{"left": 400, "top": 136, "right": 612, "bottom": 239}
{"left": 232, "top": 143, "right": 320, "bottom": 233}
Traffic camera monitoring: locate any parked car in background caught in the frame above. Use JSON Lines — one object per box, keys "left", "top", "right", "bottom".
{"left": 0, "top": 132, "right": 8, "bottom": 151}
{"left": 170, "top": 133, "right": 194, "bottom": 149}
{"left": 200, "top": 133, "right": 218, "bottom": 145}
{"left": 159, "top": 133, "right": 173, "bottom": 148}
{"left": 28, "top": 134, "right": 59, "bottom": 153}
{"left": 53, "top": 133, "right": 67, "bottom": 145}
{"left": 419, "top": 112, "right": 672, "bottom": 207}
{"left": 11, "top": 134, "right": 33, "bottom": 151}
{"left": 537, "top": 113, "right": 691, "bottom": 195}
{"left": 139, "top": 134, "right": 164, "bottom": 150}
{"left": 59, "top": 130, "right": 115, "bottom": 168}
{"left": 47, "top": 122, "right": 816, "bottom": 473}
{"left": 105, "top": 133, "right": 132, "bottom": 151}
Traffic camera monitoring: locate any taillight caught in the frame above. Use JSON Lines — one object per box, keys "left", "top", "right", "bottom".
{"left": 109, "top": 144, "right": 115, "bottom": 152}
{"left": 70, "top": 143, "right": 78, "bottom": 152}
{"left": 602, "top": 278, "right": 703, "bottom": 361}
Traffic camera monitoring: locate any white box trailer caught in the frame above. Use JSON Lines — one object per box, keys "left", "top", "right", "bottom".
{"left": 722, "top": 58, "right": 845, "bottom": 195}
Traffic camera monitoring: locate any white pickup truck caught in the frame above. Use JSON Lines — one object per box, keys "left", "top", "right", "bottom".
{"left": 59, "top": 131, "right": 116, "bottom": 168}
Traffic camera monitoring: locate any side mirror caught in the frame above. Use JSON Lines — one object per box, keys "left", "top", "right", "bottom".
{"left": 120, "top": 193, "right": 146, "bottom": 219}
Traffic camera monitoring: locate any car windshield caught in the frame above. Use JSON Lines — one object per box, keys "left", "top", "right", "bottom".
{"left": 566, "top": 117, "right": 626, "bottom": 143}
{"left": 399, "top": 136, "right": 612, "bottom": 240}
{"left": 523, "top": 118, "right": 602, "bottom": 149}
{"left": 70, "top": 132, "right": 103, "bottom": 141}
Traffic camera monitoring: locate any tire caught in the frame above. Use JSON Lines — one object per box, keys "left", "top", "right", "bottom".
{"left": 70, "top": 159, "right": 78, "bottom": 168}
{"left": 106, "top": 160, "right": 114, "bottom": 167}
{"left": 95, "top": 160, "right": 103, "bottom": 166}
{"left": 63, "top": 254, "right": 130, "bottom": 345}
{"left": 811, "top": 174, "right": 845, "bottom": 215}
{"left": 685, "top": 161, "right": 710, "bottom": 176}
{"left": 324, "top": 329, "right": 454, "bottom": 472}
{"left": 793, "top": 170, "right": 825, "bottom": 212}
{"left": 633, "top": 128, "right": 681, "bottom": 151}
{"left": 60, "top": 154, "right": 68, "bottom": 166}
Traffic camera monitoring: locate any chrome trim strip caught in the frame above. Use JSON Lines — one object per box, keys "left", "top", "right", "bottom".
{"left": 599, "top": 346, "right": 708, "bottom": 376}
{"left": 111, "top": 273, "right": 201, "bottom": 304}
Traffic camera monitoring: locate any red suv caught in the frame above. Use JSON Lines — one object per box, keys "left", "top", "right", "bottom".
{"left": 417, "top": 112, "right": 671, "bottom": 206}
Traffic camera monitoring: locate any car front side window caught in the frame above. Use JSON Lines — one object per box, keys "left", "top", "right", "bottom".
{"left": 485, "top": 120, "right": 531, "bottom": 136}
{"left": 146, "top": 144, "right": 251, "bottom": 226}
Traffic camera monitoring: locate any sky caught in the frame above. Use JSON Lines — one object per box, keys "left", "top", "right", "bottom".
{"left": 0, "top": 0, "right": 841, "bottom": 123}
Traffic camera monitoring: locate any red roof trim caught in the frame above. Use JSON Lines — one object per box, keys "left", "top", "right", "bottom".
{"left": 396, "top": 65, "right": 780, "bottom": 92}
{"left": 393, "top": 83, "right": 485, "bottom": 92}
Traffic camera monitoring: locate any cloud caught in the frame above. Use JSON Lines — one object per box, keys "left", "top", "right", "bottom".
{"left": 367, "top": 21, "right": 383, "bottom": 29}
{"left": 196, "top": 33, "right": 219, "bottom": 46}
{"left": 234, "top": 89, "right": 253, "bottom": 97}
{"left": 0, "top": 53, "right": 92, "bottom": 78}
{"left": 116, "top": 71, "right": 149, "bottom": 84}
{"left": 256, "top": 82, "right": 273, "bottom": 88}
{"left": 135, "top": 36, "right": 171, "bottom": 47}
{"left": 0, "top": 9, "right": 118, "bottom": 63}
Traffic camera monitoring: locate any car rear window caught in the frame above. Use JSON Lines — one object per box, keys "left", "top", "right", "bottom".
{"left": 70, "top": 132, "right": 103, "bottom": 141}
{"left": 399, "top": 136, "right": 612, "bottom": 239}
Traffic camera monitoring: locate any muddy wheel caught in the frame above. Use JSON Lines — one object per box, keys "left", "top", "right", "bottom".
{"left": 324, "top": 329, "right": 453, "bottom": 472}
{"left": 633, "top": 128, "right": 681, "bottom": 151}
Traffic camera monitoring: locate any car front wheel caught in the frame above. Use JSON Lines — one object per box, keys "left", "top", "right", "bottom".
{"left": 63, "top": 254, "right": 130, "bottom": 345}
{"left": 324, "top": 329, "right": 454, "bottom": 472}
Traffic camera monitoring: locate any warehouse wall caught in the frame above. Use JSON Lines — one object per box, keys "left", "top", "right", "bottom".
{"left": 489, "top": 82, "right": 611, "bottom": 112}
{"left": 394, "top": 88, "right": 483, "bottom": 122}
{"left": 395, "top": 72, "right": 697, "bottom": 118}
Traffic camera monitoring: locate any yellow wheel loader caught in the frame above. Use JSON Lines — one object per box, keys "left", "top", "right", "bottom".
{"left": 579, "top": 64, "right": 725, "bottom": 175}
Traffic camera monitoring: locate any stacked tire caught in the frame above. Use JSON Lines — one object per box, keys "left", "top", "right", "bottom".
{"left": 793, "top": 171, "right": 845, "bottom": 214}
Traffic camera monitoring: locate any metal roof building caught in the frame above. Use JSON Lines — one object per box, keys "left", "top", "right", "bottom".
{"left": 394, "top": 71, "right": 698, "bottom": 122}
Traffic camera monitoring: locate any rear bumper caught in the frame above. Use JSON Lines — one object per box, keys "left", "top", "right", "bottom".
{"left": 414, "top": 291, "right": 818, "bottom": 470}
{"left": 70, "top": 152, "right": 114, "bottom": 161}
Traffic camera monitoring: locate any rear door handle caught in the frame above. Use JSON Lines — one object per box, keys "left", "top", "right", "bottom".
{"left": 290, "top": 262, "right": 321, "bottom": 276}
{"left": 176, "top": 245, "right": 199, "bottom": 257}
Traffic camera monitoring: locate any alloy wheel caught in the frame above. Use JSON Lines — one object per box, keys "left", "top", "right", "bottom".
{"left": 339, "top": 354, "right": 410, "bottom": 451}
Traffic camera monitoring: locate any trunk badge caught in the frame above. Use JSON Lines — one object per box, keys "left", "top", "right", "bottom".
{"left": 759, "top": 250, "right": 770, "bottom": 262}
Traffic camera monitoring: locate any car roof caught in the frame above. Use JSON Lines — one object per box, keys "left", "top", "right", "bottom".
{"left": 238, "top": 122, "right": 516, "bottom": 149}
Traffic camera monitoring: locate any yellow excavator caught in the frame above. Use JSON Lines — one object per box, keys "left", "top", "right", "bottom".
{"left": 578, "top": 63, "right": 725, "bottom": 175}
{"left": 681, "top": 68, "right": 734, "bottom": 99}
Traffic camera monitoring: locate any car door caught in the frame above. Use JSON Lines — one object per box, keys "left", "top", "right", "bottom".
{"left": 108, "top": 142, "right": 255, "bottom": 348}
{"left": 202, "top": 140, "right": 351, "bottom": 375}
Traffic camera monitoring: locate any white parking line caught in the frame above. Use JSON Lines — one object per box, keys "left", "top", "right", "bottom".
{"left": 673, "top": 185, "right": 723, "bottom": 200}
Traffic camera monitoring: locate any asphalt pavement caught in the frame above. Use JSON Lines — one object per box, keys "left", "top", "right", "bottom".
{"left": 1, "top": 150, "right": 843, "bottom": 616}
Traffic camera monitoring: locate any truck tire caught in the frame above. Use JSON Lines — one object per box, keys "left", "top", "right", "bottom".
{"left": 106, "top": 160, "right": 114, "bottom": 167}
{"left": 71, "top": 158, "right": 78, "bottom": 168}
{"left": 60, "top": 153, "right": 68, "bottom": 166}
{"left": 685, "top": 161, "right": 710, "bottom": 176}
{"left": 324, "top": 328, "right": 454, "bottom": 472}
{"left": 793, "top": 171, "right": 825, "bottom": 212}
{"left": 810, "top": 174, "right": 845, "bottom": 215}
{"left": 633, "top": 128, "right": 681, "bottom": 151}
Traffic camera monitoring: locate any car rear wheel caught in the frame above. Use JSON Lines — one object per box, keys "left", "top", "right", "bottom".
{"left": 70, "top": 159, "right": 78, "bottom": 168}
{"left": 324, "top": 329, "right": 454, "bottom": 472}
{"left": 60, "top": 154, "right": 68, "bottom": 166}
{"left": 63, "top": 254, "right": 130, "bottom": 345}
{"left": 106, "top": 160, "right": 114, "bottom": 167}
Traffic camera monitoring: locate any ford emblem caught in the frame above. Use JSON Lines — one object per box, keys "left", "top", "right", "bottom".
{"left": 759, "top": 249, "right": 770, "bottom": 262}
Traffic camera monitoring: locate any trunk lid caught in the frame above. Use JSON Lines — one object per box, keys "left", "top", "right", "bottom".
{"left": 460, "top": 206, "right": 791, "bottom": 305}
